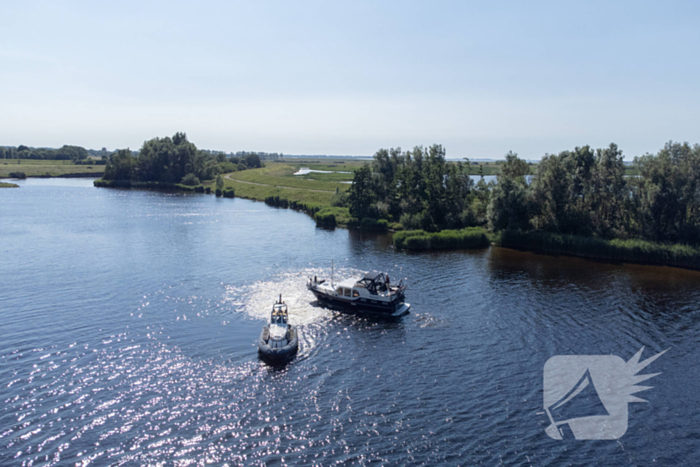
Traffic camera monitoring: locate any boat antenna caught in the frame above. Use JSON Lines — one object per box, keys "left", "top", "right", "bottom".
{"left": 279, "top": 293, "right": 282, "bottom": 304}
{"left": 331, "top": 259, "right": 334, "bottom": 287}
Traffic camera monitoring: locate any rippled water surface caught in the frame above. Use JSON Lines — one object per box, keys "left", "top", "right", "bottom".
{"left": 2, "top": 179, "right": 700, "bottom": 466}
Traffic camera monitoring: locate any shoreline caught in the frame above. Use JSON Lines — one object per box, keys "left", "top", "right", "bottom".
{"left": 0, "top": 173, "right": 103, "bottom": 179}
{"left": 91, "top": 175, "right": 700, "bottom": 273}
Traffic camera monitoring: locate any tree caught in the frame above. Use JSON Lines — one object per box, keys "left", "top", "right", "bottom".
{"left": 104, "top": 149, "right": 135, "bottom": 180}
{"left": 244, "top": 153, "right": 262, "bottom": 169}
{"left": 631, "top": 141, "right": 700, "bottom": 243}
{"left": 348, "top": 166, "right": 374, "bottom": 220}
{"left": 589, "top": 143, "right": 629, "bottom": 238}
{"left": 134, "top": 133, "right": 198, "bottom": 183}
{"left": 488, "top": 176, "right": 529, "bottom": 231}
{"left": 488, "top": 152, "right": 530, "bottom": 231}
{"left": 181, "top": 173, "right": 200, "bottom": 186}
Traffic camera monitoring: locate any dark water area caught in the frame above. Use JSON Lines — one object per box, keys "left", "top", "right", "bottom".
{"left": 1, "top": 179, "right": 700, "bottom": 466}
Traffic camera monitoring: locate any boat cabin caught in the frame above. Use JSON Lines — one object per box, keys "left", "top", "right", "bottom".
{"left": 335, "top": 278, "right": 361, "bottom": 298}
{"left": 271, "top": 302, "right": 289, "bottom": 325}
{"left": 355, "top": 271, "right": 391, "bottom": 294}
{"left": 334, "top": 271, "right": 393, "bottom": 297}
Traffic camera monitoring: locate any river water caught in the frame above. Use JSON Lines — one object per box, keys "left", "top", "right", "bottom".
{"left": 1, "top": 179, "right": 699, "bottom": 466}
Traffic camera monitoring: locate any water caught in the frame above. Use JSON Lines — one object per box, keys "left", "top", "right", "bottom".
{"left": 2, "top": 179, "right": 700, "bottom": 466}
{"left": 293, "top": 168, "right": 351, "bottom": 175}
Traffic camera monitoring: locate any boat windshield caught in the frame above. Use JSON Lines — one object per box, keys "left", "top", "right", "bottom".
{"left": 356, "top": 272, "right": 388, "bottom": 294}
{"left": 271, "top": 304, "right": 288, "bottom": 324}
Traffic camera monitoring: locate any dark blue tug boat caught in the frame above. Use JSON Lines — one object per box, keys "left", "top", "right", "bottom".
{"left": 258, "top": 295, "right": 299, "bottom": 362}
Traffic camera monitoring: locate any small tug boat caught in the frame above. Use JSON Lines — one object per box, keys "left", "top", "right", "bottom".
{"left": 307, "top": 269, "right": 410, "bottom": 317}
{"left": 258, "top": 295, "right": 299, "bottom": 362}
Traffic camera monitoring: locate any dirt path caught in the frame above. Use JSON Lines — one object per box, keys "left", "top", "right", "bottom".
{"left": 224, "top": 173, "right": 336, "bottom": 193}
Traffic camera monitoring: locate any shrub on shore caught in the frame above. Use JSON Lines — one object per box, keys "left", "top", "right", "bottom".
{"left": 223, "top": 189, "right": 235, "bottom": 198}
{"left": 93, "top": 179, "right": 199, "bottom": 191}
{"left": 181, "top": 173, "right": 200, "bottom": 186}
{"left": 264, "top": 195, "right": 321, "bottom": 217}
{"left": 394, "top": 227, "right": 490, "bottom": 250}
{"left": 314, "top": 210, "right": 337, "bottom": 227}
{"left": 496, "top": 230, "right": 700, "bottom": 270}
{"left": 360, "top": 218, "right": 389, "bottom": 231}
{"left": 9, "top": 172, "right": 26, "bottom": 179}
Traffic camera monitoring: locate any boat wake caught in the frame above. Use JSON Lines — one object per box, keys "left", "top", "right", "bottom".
{"left": 224, "top": 267, "right": 364, "bottom": 360}
{"left": 225, "top": 267, "right": 367, "bottom": 324}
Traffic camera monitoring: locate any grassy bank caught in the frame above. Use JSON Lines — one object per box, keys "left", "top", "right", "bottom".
{"left": 94, "top": 179, "right": 204, "bottom": 192}
{"left": 223, "top": 163, "right": 353, "bottom": 192}
{"left": 1, "top": 159, "right": 105, "bottom": 178}
{"left": 216, "top": 161, "right": 363, "bottom": 227}
{"left": 394, "top": 227, "right": 490, "bottom": 250}
{"left": 494, "top": 230, "right": 700, "bottom": 270}
{"left": 0, "top": 182, "right": 19, "bottom": 188}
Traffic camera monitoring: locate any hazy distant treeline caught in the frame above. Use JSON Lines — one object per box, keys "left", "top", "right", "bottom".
{"left": 0, "top": 145, "right": 89, "bottom": 160}
{"left": 345, "top": 141, "right": 700, "bottom": 245}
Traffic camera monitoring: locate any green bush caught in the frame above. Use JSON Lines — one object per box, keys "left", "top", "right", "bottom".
{"left": 223, "top": 189, "right": 235, "bottom": 198}
{"left": 215, "top": 188, "right": 222, "bottom": 197}
{"left": 330, "top": 190, "right": 348, "bottom": 207}
{"left": 94, "top": 179, "right": 130, "bottom": 188}
{"left": 93, "top": 179, "right": 197, "bottom": 191}
{"left": 315, "top": 210, "right": 337, "bottom": 227}
{"left": 405, "top": 234, "right": 431, "bottom": 249}
{"left": 394, "top": 227, "right": 490, "bottom": 251}
{"left": 194, "top": 185, "right": 205, "bottom": 193}
{"left": 497, "top": 230, "right": 700, "bottom": 270}
{"left": 181, "top": 173, "right": 200, "bottom": 186}
{"left": 399, "top": 213, "right": 420, "bottom": 230}
{"left": 9, "top": 172, "right": 26, "bottom": 179}
{"left": 360, "top": 218, "right": 389, "bottom": 231}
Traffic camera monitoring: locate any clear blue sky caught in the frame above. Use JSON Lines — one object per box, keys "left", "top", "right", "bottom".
{"left": 1, "top": 1, "right": 699, "bottom": 159}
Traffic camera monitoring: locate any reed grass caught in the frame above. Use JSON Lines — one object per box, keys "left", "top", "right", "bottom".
{"left": 496, "top": 230, "right": 700, "bottom": 270}
{"left": 1, "top": 159, "right": 104, "bottom": 178}
{"left": 394, "top": 227, "right": 490, "bottom": 250}
{"left": 94, "top": 180, "right": 200, "bottom": 192}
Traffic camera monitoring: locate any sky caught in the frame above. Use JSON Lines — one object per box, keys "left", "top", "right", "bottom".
{"left": 1, "top": 1, "right": 699, "bottom": 159}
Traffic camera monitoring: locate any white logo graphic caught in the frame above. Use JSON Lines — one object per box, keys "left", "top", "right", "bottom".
{"left": 543, "top": 347, "right": 667, "bottom": 440}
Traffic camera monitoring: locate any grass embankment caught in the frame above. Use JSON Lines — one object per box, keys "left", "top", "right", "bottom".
{"left": 223, "top": 163, "right": 353, "bottom": 192}
{"left": 0, "top": 182, "right": 19, "bottom": 188}
{"left": 394, "top": 227, "right": 490, "bottom": 250}
{"left": 217, "top": 162, "right": 358, "bottom": 227}
{"left": 0, "top": 159, "right": 104, "bottom": 178}
{"left": 94, "top": 179, "right": 205, "bottom": 192}
{"left": 494, "top": 230, "right": 700, "bottom": 270}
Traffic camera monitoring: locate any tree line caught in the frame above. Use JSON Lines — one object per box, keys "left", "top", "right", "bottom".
{"left": 103, "top": 133, "right": 262, "bottom": 185}
{"left": 1, "top": 145, "right": 89, "bottom": 160}
{"left": 345, "top": 141, "right": 700, "bottom": 245}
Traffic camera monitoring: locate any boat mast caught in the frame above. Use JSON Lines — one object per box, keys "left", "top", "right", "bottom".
{"left": 331, "top": 259, "right": 334, "bottom": 286}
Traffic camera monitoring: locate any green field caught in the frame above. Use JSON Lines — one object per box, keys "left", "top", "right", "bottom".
{"left": 216, "top": 161, "right": 366, "bottom": 201}
{"left": 206, "top": 160, "right": 363, "bottom": 226}
{"left": 212, "top": 158, "right": 510, "bottom": 226}
{"left": 0, "top": 159, "right": 104, "bottom": 178}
